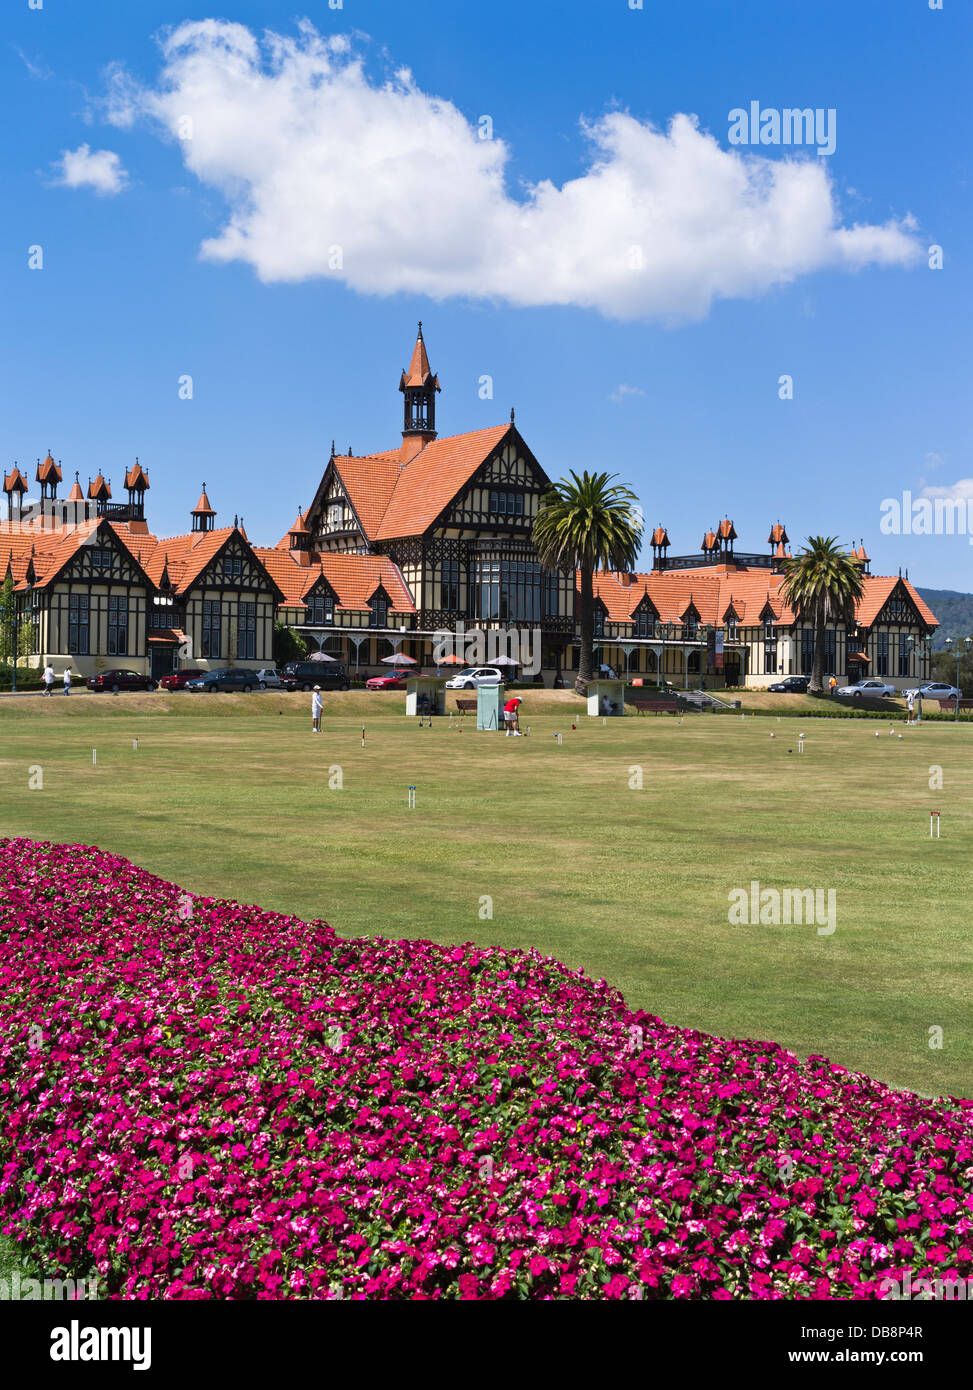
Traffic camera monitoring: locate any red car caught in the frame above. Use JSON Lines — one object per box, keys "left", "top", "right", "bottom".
{"left": 86, "top": 669, "right": 156, "bottom": 693}
{"left": 365, "top": 672, "right": 412, "bottom": 690}
{"left": 157, "top": 668, "right": 205, "bottom": 691}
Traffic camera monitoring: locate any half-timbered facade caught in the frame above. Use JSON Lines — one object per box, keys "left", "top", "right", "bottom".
{"left": 2, "top": 485, "right": 282, "bottom": 680}
{"left": 3, "top": 331, "right": 941, "bottom": 690}
{"left": 578, "top": 523, "right": 938, "bottom": 690}
{"left": 267, "top": 325, "right": 576, "bottom": 678}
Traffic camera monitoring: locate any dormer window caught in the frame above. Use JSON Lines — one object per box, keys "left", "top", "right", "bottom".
{"left": 370, "top": 593, "right": 390, "bottom": 627}
{"left": 593, "top": 605, "right": 605, "bottom": 638}
{"left": 306, "top": 584, "right": 335, "bottom": 626}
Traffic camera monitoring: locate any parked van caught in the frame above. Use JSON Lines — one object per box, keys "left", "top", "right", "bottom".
{"left": 280, "top": 662, "right": 351, "bottom": 692}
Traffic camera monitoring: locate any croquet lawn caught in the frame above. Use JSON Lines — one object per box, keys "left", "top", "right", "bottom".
{"left": 0, "top": 694, "right": 969, "bottom": 1099}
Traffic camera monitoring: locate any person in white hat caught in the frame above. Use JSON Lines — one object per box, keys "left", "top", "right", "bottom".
{"left": 311, "top": 685, "right": 323, "bottom": 733}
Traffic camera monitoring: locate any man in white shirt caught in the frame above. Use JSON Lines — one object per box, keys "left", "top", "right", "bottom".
{"left": 43, "top": 663, "right": 55, "bottom": 696}
{"left": 63, "top": 668, "right": 71, "bottom": 696}
{"left": 311, "top": 685, "right": 323, "bottom": 733}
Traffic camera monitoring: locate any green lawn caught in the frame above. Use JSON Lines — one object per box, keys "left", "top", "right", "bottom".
{"left": 0, "top": 692, "right": 970, "bottom": 1099}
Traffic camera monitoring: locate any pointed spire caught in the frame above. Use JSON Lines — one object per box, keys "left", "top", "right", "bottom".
{"left": 510, "top": 407, "right": 515, "bottom": 424}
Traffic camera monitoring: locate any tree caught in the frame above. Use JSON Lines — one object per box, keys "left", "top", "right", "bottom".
{"left": 779, "top": 537, "right": 865, "bottom": 693}
{"left": 533, "top": 470, "right": 642, "bottom": 691}
{"left": 0, "top": 575, "right": 32, "bottom": 686}
{"left": 273, "top": 621, "right": 308, "bottom": 667}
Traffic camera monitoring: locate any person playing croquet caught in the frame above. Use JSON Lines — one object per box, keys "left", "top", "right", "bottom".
{"left": 503, "top": 695, "right": 522, "bottom": 736}
{"left": 62, "top": 667, "right": 71, "bottom": 696}
{"left": 311, "top": 685, "right": 323, "bottom": 733}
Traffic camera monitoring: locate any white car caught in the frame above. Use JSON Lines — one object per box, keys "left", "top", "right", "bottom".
{"left": 903, "top": 682, "right": 962, "bottom": 701}
{"left": 445, "top": 666, "right": 504, "bottom": 690}
{"left": 254, "top": 668, "right": 282, "bottom": 689}
{"left": 836, "top": 678, "right": 896, "bottom": 698}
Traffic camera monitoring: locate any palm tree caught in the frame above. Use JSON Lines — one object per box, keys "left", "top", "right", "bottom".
{"left": 533, "top": 470, "right": 642, "bottom": 691}
{"left": 779, "top": 537, "right": 865, "bottom": 693}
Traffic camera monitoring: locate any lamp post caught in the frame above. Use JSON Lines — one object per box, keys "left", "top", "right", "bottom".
{"left": 944, "top": 635, "right": 970, "bottom": 719}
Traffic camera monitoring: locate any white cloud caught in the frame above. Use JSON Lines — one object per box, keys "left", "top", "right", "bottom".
{"left": 610, "top": 384, "right": 645, "bottom": 403}
{"left": 105, "top": 19, "right": 923, "bottom": 321}
{"left": 920, "top": 479, "right": 973, "bottom": 502}
{"left": 50, "top": 143, "right": 128, "bottom": 196}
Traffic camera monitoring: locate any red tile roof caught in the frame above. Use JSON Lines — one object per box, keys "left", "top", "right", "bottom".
{"left": 125, "top": 461, "right": 150, "bottom": 491}
{"left": 253, "top": 546, "right": 415, "bottom": 615}
{"left": 399, "top": 325, "right": 440, "bottom": 391}
{"left": 36, "top": 454, "right": 62, "bottom": 485}
{"left": 583, "top": 564, "right": 937, "bottom": 631}
{"left": 3, "top": 468, "right": 28, "bottom": 494}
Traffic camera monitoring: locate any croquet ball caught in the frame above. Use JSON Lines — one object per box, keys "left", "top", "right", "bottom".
{"left": 788, "top": 749, "right": 792, "bottom": 754}
{"left": 572, "top": 723, "right": 576, "bottom": 730}
{"left": 898, "top": 734, "right": 903, "bottom": 739}
{"left": 875, "top": 731, "right": 880, "bottom": 737}
{"left": 770, "top": 733, "right": 775, "bottom": 738}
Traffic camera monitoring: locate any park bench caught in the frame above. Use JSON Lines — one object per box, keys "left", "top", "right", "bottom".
{"left": 936, "top": 698, "right": 973, "bottom": 711}
{"left": 454, "top": 699, "right": 478, "bottom": 715}
{"left": 631, "top": 699, "right": 680, "bottom": 715}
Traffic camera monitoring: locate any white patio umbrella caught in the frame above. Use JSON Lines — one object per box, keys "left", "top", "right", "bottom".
{"left": 381, "top": 653, "right": 417, "bottom": 665}
{"left": 308, "top": 651, "right": 337, "bottom": 662}
{"left": 491, "top": 654, "right": 520, "bottom": 666}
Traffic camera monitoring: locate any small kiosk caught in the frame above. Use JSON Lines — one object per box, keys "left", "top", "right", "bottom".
{"left": 406, "top": 676, "right": 447, "bottom": 717}
{"left": 586, "top": 679, "right": 625, "bottom": 717}
{"left": 477, "top": 683, "right": 505, "bottom": 730}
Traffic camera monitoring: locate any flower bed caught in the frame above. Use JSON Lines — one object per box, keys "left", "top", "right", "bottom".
{"left": 1, "top": 838, "right": 971, "bottom": 1300}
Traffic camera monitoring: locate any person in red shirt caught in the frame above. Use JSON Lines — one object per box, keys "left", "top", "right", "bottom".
{"left": 503, "top": 695, "right": 522, "bottom": 736}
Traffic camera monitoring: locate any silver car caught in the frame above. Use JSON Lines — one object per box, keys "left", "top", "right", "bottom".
{"left": 444, "top": 666, "right": 504, "bottom": 690}
{"left": 836, "top": 678, "right": 896, "bottom": 698}
{"left": 254, "top": 668, "right": 282, "bottom": 690}
{"left": 904, "top": 682, "right": 961, "bottom": 701}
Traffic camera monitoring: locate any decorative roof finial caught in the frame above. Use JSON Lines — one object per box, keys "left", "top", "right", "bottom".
{"left": 510, "top": 407, "right": 515, "bottom": 423}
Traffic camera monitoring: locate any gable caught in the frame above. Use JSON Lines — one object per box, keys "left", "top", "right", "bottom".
{"left": 192, "top": 535, "right": 283, "bottom": 599}
{"left": 56, "top": 527, "right": 146, "bottom": 588}
{"left": 437, "top": 434, "right": 550, "bottom": 530}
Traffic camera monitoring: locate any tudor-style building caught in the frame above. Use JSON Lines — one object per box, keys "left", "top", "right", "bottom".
{"left": 3, "top": 328, "right": 941, "bottom": 689}
{"left": 579, "top": 522, "right": 938, "bottom": 690}
{"left": 256, "top": 324, "right": 576, "bottom": 678}
{"left": 2, "top": 481, "right": 282, "bottom": 680}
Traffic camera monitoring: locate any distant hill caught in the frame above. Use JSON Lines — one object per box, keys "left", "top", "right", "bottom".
{"left": 916, "top": 589, "right": 973, "bottom": 649}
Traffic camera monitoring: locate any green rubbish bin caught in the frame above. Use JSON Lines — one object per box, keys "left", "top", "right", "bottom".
{"left": 477, "top": 683, "right": 505, "bottom": 730}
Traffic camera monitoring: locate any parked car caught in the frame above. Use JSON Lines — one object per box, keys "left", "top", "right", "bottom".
{"left": 254, "top": 668, "right": 282, "bottom": 689}
{"left": 365, "top": 672, "right": 412, "bottom": 690}
{"left": 444, "top": 666, "right": 504, "bottom": 690}
{"left": 836, "top": 678, "right": 897, "bottom": 699}
{"left": 768, "top": 676, "right": 809, "bottom": 693}
{"left": 279, "top": 662, "right": 351, "bottom": 692}
{"left": 904, "top": 682, "right": 962, "bottom": 701}
{"left": 157, "top": 668, "right": 205, "bottom": 691}
{"left": 184, "top": 668, "right": 262, "bottom": 693}
{"left": 86, "top": 669, "right": 156, "bottom": 693}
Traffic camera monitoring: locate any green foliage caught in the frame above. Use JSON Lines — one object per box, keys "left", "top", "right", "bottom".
{"left": 273, "top": 621, "right": 308, "bottom": 666}
{"left": 917, "top": 588, "right": 973, "bottom": 651}
{"left": 779, "top": 538, "right": 866, "bottom": 692}
{"left": 0, "top": 576, "right": 32, "bottom": 678}
{"left": 533, "top": 470, "right": 642, "bottom": 687}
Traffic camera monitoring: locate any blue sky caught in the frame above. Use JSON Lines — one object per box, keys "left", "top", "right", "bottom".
{"left": 2, "top": 1, "right": 971, "bottom": 587}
